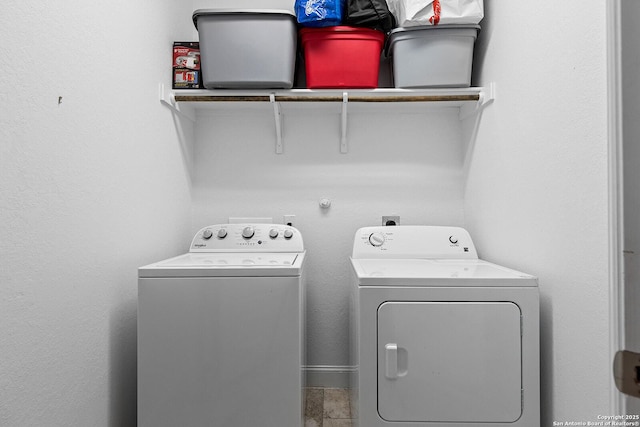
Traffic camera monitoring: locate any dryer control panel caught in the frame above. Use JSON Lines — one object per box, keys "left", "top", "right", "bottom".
{"left": 352, "top": 226, "right": 478, "bottom": 259}
{"left": 190, "top": 223, "right": 304, "bottom": 253}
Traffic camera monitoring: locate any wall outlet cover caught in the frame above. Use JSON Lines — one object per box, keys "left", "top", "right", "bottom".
{"left": 283, "top": 215, "right": 296, "bottom": 227}
{"left": 382, "top": 216, "right": 400, "bottom": 226}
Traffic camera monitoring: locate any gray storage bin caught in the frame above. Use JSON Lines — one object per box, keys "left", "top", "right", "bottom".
{"left": 386, "top": 25, "right": 480, "bottom": 88}
{"left": 193, "top": 9, "right": 297, "bottom": 89}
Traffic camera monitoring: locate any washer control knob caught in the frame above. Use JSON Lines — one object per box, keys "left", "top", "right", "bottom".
{"left": 202, "top": 229, "right": 213, "bottom": 240}
{"left": 369, "top": 233, "right": 385, "bottom": 247}
{"left": 283, "top": 229, "right": 294, "bottom": 239}
{"left": 242, "top": 226, "right": 255, "bottom": 239}
{"left": 449, "top": 235, "right": 458, "bottom": 244}
{"left": 217, "top": 229, "right": 227, "bottom": 239}
{"left": 269, "top": 229, "right": 279, "bottom": 239}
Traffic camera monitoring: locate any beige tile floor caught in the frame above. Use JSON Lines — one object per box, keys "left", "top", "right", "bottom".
{"left": 305, "top": 388, "right": 352, "bottom": 427}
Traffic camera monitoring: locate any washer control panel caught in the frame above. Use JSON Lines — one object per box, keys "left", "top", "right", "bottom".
{"left": 190, "top": 224, "right": 304, "bottom": 252}
{"left": 352, "top": 226, "right": 478, "bottom": 259}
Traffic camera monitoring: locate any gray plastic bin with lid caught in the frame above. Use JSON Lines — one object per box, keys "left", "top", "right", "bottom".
{"left": 193, "top": 9, "right": 297, "bottom": 89}
{"left": 386, "top": 25, "right": 480, "bottom": 88}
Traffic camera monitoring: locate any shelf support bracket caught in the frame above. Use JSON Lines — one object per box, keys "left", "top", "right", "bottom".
{"left": 341, "top": 92, "right": 349, "bottom": 154}
{"left": 459, "top": 82, "right": 496, "bottom": 121}
{"left": 159, "top": 83, "right": 196, "bottom": 122}
{"left": 270, "top": 93, "right": 284, "bottom": 154}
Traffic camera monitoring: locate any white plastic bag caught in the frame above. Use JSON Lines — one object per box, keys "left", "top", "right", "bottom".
{"left": 387, "top": 0, "right": 483, "bottom": 27}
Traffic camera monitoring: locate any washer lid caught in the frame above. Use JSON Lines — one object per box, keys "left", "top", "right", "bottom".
{"left": 350, "top": 259, "right": 537, "bottom": 286}
{"left": 139, "top": 252, "right": 304, "bottom": 278}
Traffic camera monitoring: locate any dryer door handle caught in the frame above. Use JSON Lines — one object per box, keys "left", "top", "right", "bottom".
{"left": 385, "top": 343, "right": 398, "bottom": 379}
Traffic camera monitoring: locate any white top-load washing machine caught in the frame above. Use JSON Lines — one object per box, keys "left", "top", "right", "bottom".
{"left": 138, "top": 223, "right": 306, "bottom": 427}
{"left": 350, "top": 226, "right": 539, "bottom": 427}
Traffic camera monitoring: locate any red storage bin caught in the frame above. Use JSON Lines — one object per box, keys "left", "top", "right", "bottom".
{"left": 300, "top": 26, "right": 385, "bottom": 89}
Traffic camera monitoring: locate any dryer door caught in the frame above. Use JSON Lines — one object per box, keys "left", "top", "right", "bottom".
{"left": 377, "top": 301, "right": 522, "bottom": 423}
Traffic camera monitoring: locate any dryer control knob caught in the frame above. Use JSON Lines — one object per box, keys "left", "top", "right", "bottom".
{"left": 242, "top": 226, "right": 255, "bottom": 239}
{"left": 269, "top": 229, "right": 279, "bottom": 239}
{"left": 283, "top": 229, "right": 294, "bottom": 239}
{"left": 217, "top": 229, "right": 227, "bottom": 239}
{"left": 369, "top": 233, "right": 385, "bottom": 247}
{"left": 202, "top": 229, "right": 213, "bottom": 240}
{"left": 449, "top": 235, "right": 458, "bottom": 244}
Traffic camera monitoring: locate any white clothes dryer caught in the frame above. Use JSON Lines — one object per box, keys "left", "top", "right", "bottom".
{"left": 349, "top": 226, "right": 539, "bottom": 427}
{"left": 138, "top": 223, "right": 306, "bottom": 427}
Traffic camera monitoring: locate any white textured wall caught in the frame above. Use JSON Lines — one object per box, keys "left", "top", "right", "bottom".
{"left": 0, "top": 0, "right": 618, "bottom": 423}
{"left": 465, "top": 0, "right": 610, "bottom": 423}
{"left": 191, "top": 104, "right": 466, "bottom": 368}
{"left": 621, "top": 0, "right": 640, "bottom": 416}
{"left": 0, "top": 1, "right": 193, "bottom": 426}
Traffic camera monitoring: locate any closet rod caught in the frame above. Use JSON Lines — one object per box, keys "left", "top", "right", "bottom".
{"left": 173, "top": 94, "right": 481, "bottom": 103}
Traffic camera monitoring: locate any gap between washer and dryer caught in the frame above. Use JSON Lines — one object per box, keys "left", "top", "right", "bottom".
{"left": 305, "top": 388, "right": 353, "bottom": 427}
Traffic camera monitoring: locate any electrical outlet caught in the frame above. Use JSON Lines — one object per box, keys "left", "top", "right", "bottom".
{"left": 283, "top": 215, "right": 296, "bottom": 227}
{"left": 382, "top": 216, "right": 400, "bottom": 226}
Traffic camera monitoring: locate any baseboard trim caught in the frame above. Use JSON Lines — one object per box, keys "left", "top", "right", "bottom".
{"left": 304, "top": 365, "right": 355, "bottom": 389}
